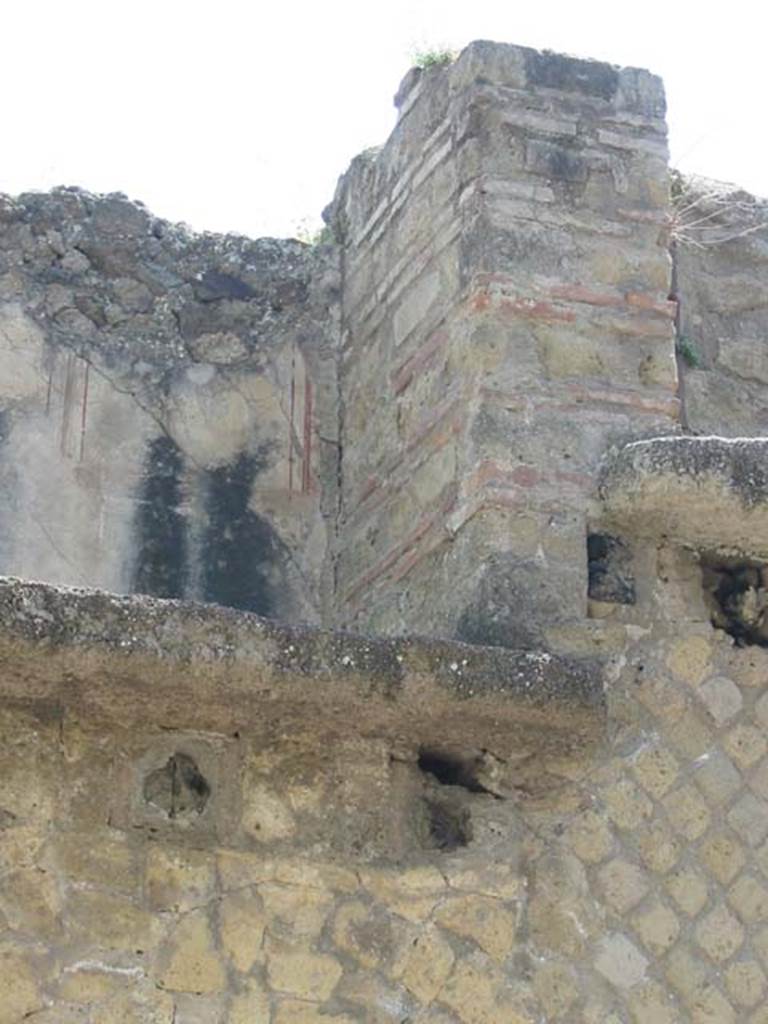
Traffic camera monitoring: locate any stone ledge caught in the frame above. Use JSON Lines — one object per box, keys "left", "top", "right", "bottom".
{"left": 599, "top": 435, "right": 768, "bottom": 556}
{"left": 0, "top": 576, "right": 604, "bottom": 763}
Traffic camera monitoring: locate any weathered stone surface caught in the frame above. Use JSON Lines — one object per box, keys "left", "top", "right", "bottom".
{"left": 0, "top": 946, "right": 45, "bottom": 1023}
{"left": 265, "top": 942, "right": 343, "bottom": 1001}
{"left": 328, "top": 37, "right": 675, "bottom": 644}
{"left": 146, "top": 845, "right": 215, "bottom": 912}
{"left": 600, "top": 436, "right": 768, "bottom": 557}
{"left": 594, "top": 933, "right": 649, "bottom": 989}
{"left": 396, "top": 924, "right": 455, "bottom": 1003}
{"left": 0, "top": 576, "right": 605, "bottom": 762}
{"left": 435, "top": 894, "right": 518, "bottom": 961}
{"left": 156, "top": 911, "right": 227, "bottom": 993}
{"left": 674, "top": 176, "right": 768, "bottom": 438}
{"left": 228, "top": 979, "right": 271, "bottom": 1024}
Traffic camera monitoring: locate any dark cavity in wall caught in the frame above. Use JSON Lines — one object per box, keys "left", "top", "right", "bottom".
{"left": 422, "top": 798, "right": 472, "bottom": 851}
{"left": 702, "top": 557, "right": 768, "bottom": 647}
{"left": 415, "top": 746, "right": 505, "bottom": 852}
{"left": 418, "top": 747, "right": 499, "bottom": 797}
{"left": 587, "top": 533, "right": 636, "bottom": 605}
{"left": 143, "top": 753, "right": 210, "bottom": 819}
{"left": 133, "top": 435, "right": 188, "bottom": 599}
{"left": 202, "top": 448, "right": 286, "bottom": 616}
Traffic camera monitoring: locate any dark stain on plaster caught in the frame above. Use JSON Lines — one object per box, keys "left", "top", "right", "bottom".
{"left": 202, "top": 449, "right": 286, "bottom": 616}
{"left": 456, "top": 554, "right": 559, "bottom": 649}
{"left": 0, "top": 410, "right": 16, "bottom": 573}
{"left": 134, "top": 436, "right": 188, "bottom": 600}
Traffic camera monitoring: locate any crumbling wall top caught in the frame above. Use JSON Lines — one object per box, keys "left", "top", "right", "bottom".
{"left": 394, "top": 39, "right": 666, "bottom": 120}
{"left": 0, "top": 575, "right": 604, "bottom": 762}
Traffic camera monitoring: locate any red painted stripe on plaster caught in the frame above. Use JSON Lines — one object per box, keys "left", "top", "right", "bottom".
{"left": 343, "top": 487, "right": 457, "bottom": 604}
{"left": 391, "top": 329, "right": 449, "bottom": 395}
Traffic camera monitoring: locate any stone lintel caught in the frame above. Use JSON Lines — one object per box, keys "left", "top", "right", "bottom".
{"left": 0, "top": 576, "right": 604, "bottom": 762}
{"left": 600, "top": 435, "right": 768, "bottom": 557}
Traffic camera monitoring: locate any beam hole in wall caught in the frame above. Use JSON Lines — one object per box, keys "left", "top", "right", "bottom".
{"left": 417, "top": 747, "right": 493, "bottom": 795}
{"left": 416, "top": 747, "right": 502, "bottom": 852}
{"left": 143, "top": 752, "right": 211, "bottom": 819}
{"left": 423, "top": 798, "right": 472, "bottom": 851}
{"left": 702, "top": 557, "right": 768, "bottom": 647}
{"left": 587, "top": 532, "right": 636, "bottom": 606}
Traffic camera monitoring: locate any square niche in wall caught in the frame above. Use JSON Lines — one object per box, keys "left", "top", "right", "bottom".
{"left": 111, "top": 734, "right": 240, "bottom": 842}
{"left": 587, "top": 533, "right": 636, "bottom": 606}
{"left": 701, "top": 556, "right": 768, "bottom": 647}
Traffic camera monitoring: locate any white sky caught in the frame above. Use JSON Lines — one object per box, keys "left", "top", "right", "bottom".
{"left": 2, "top": 0, "right": 765, "bottom": 238}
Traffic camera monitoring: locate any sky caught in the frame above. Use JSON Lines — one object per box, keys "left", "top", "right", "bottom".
{"left": 2, "top": 0, "right": 765, "bottom": 239}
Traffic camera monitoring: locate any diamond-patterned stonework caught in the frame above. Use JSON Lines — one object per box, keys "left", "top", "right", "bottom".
{"left": 473, "top": 548, "right": 768, "bottom": 1022}
{"left": 539, "top": 569, "right": 768, "bottom": 1024}
{"left": 698, "top": 676, "right": 744, "bottom": 726}
{"left": 728, "top": 793, "right": 768, "bottom": 848}
{"left": 598, "top": 859, "right": 650, "bottom": 913}
{"left": 700, "top": 831, "right": 746, "bottom": 885}
{"left": 725, "top": 960, "right": 766, "bottom": 1008}
{"left": 728, "top": 874, "right": 768, "bottom": 924}
{"left": 696, "top": 904, "right": 745, "bottom": 962}
{"left": 632, "top": 900, "right": 680, "bottom": 956}
{"left": 666, "top": 866, "right": 709, "bottom": 917}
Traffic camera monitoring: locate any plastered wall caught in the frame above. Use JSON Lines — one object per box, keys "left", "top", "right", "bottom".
{"left": 0, "top": 190, "right": 339, "bottom": 623}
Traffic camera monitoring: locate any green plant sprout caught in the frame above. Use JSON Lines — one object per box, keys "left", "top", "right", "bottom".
{"left": 676, "top": 334, "right": 702, "bottom": 369}
{"left": 412, "top": 47, "right": 457, "bottom": 70}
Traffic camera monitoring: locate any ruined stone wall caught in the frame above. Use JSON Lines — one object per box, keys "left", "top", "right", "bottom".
{"left": 326, "top": 62, "right": 468, "bottom": 636}
{"left": 3, "top": 36, "right": 768, "bottom": 1024}
{"left": 4, "top": 52, "right": 768, "bottom": 648}
{"left": 329, "top": 42, "right": 679, "bottom": 647}
{"left": 0, "top": 577, "right": 603, "bottom": 1024}
{"left": 674, "top": 179, "right": 768, "bottom": 436}
{"left": 5, "top": 495, "right": 768, "bottom": 1024}
{"left": 0, "top": 190, "right": 339, "bottom": 623}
